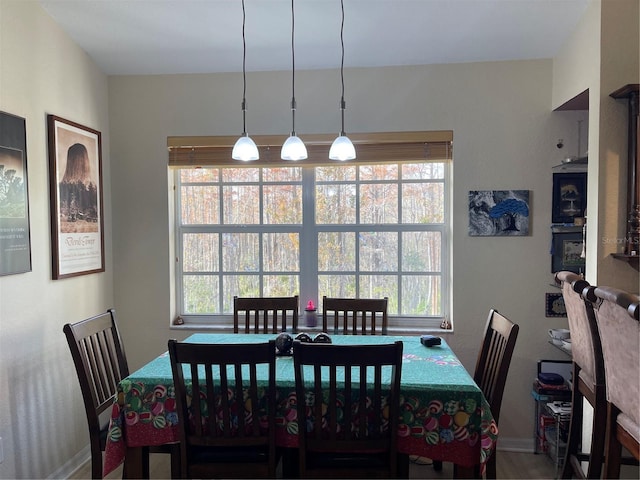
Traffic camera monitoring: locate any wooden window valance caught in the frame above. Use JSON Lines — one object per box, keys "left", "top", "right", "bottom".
{"left": 168, "top": 131, "right": 452, "bottom": 168}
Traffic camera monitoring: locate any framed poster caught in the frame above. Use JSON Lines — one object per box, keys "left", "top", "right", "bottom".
{"left": 47, "top": 115, "right": 104, "bottom": 279}
{"left": 545, "top": 293, "right": 567, "bottom": 317}
{"left": 552, "top": 172, "right": 587, "bottom": 224}
{"left": 0, "top": 111, "right": 32, "bottom": 276}
{"left": 551, "top": 231, "right": 585, "bottom": 274}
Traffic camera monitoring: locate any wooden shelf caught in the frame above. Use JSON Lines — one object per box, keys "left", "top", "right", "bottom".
{"left": 610, "top": 84, "right": 640, "bottom": 100}
{"left": 550, "top": 224, "right": 583, "bottom": 233}
{"left": 611, "top": 253, "right": 640, "bottom": 271}
{"left": 549, "top": 340, "right": 572, "bottom": 357}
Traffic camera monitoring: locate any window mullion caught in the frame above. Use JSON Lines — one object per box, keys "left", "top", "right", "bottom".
{"left": 300, "top": 167, "right": 318, "bottom": 307}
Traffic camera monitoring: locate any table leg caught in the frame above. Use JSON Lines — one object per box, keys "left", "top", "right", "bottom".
{"left": 397, "top": 453, "right": 410, "bottom": 478}
{"left": 453, "top": 463, "right": 477, "bottom": 479}
{"left": 122, "top": 446, "right": 144, "bottom": 479}
{"left": 280, "top": 447, "right": 299, "bottom": 478}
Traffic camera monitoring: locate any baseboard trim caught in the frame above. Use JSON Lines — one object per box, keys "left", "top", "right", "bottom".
{"left": 50, "top": 437, "right": 536, "bottom": 477}
{"left": 47, "top": 446, "right": 90, "bottom": 480}
{"left": 497, "top": 436, "right": 535, "bottom": 453}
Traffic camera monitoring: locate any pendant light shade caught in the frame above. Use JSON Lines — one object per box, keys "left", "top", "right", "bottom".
{"left": 232, "top": 0, "right": 259, "bottom": 161}
{"left": 329, "top": 0, "right": 355, "bottom": 161}
{"left": 329, "top": 134, "right": 356, "bottom": 161}
{"left": 282, "top": 134, "right": 308, "bottom": 160}
{"left": 281, "top": 0, "right": 307, "bottom": 160}
{"left": 232, "top": 132, "right": 259, "bottom": 161}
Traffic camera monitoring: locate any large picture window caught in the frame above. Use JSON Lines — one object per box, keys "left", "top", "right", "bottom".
{"left": 170, "top": 132, "right": 451, "bottom": 330}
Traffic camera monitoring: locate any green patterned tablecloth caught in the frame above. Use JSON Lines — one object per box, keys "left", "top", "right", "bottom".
{"left": 104, "top": 333, "right": 497, "bottom": 476}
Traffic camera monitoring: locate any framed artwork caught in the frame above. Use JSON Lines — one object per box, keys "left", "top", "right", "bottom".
{"left": 552, "top": 172, "right": 587, "bottom": 224}
{"left": 551, "top": 231, "right": 585, "bottom": 274}
{"left": 545, "top": 293, "right": 567, "bottom": 317}
{"left": 47, "top": 115, "right": 104, "bottom": 279}
{"left": 468, "top": 190, "right": 530, "bottom": 236}
{"left": 0, "top": 111, "right": 32, "bottom": 276}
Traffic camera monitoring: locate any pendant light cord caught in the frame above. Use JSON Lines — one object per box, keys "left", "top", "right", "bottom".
{"left": 241, "top": 0, "right": 248, "bottom": 135}
{"left": 290, "top": 0, "right": 297, "bottom": 136}
{"left": 339, "top": 0, "right": 346, "bottom": 136}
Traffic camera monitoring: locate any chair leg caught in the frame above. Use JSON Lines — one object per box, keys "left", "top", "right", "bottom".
{"left": 586, "top": 387, "right": 607, "bottom": 479}
{"left": 92, "top": 455, "right": 102, "bottom": 480}
{"left": 484, "top": 451, "right": 497, "bottom": 479}
{"left": 280, "top": 447, "right": 299, "bottom": 479}
{"left": 141, "top": 447, "right": 151, "bottom": 479}
{"left": 562, "top": 378, "right": 584, "bottom": 479}
{"left": 603, "top": 404, "right": 623, "bottom": 479}
{"left": 92, "top": 443, "right": 102, "bottom": 480}
{"left": 397, "top": 453, "right": 410, "bottom": 478}
{"left": 169, "top": 444, "right": 181, "bottom": 479}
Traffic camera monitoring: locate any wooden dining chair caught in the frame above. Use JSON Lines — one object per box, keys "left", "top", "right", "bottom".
{"left": 432, "top": 308, "right": 519, "bottom": 478}
{"left": 63, "top": 309, "right": 178, "bottom": 479}
{"left": 292, "top": 340, "right": 404, "bottom": 478}
{"left": 167, "top": 338, "right": 279, "bottom": 479}
{"left": 473, "top": 308, "right": 519, "bottom": 478}
{"left": 321, "top": 296, "right": 389, "bottom": 335}
{"left": 590, "top": 285, "right": 640, "bottom": 479}
{"left": 233, "top": 295, "right": 299, "bottom": 333}
{"left": 555, "top": 271, "right": 607, "bottom": 479}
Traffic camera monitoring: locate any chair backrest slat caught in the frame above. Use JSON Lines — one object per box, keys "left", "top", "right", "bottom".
{"left": 293, "top": 341, "right": 403, "bottom": 477}
{"left": 64, "top": 310, "right": 128, "bottom": 417}
{"left": 63, "top": 309, "right": 130, "bottom": 479}
{"left": 473, "top": 309, "right": 519, "bottom": 425}
{"left": 234, "top": 295, "right": 299, "bottom": 333}
{"left": 168, "top": 339, "right": 277, "bottom": 452}
{"left": 322, "top": 297, "right": 389, "bottom": 335}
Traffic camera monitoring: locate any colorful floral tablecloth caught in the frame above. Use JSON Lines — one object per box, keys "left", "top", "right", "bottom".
{"left": 104, "top": 333, "right": 497, "bottom": 476}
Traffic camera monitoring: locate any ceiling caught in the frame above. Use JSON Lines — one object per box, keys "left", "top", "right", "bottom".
{"left": 38, "top": 0, "right": 590, "bottom": 76}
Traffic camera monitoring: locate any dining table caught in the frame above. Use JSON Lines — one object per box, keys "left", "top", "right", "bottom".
{"left": 103, "top": 333, "right": 498, "bottom": 478}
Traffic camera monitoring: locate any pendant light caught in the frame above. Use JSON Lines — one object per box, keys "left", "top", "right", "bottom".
{"left": 329, "top": 0, "right": 356, "bottom": 161}
{"left": 281, "top": 0, "right": 307, "bottom": 160}
{"left": 232, "top": 0, "right": 259, "bottom": 161}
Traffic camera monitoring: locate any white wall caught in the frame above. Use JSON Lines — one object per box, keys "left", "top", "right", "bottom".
{"left": 552, "top": 0, "right": 639, "bottom": 291}
{"left": 0, "top": 1, "right": 112, "bottom": 478}
{"left": 595, "top": 0, "right": 639, "bottom": 290}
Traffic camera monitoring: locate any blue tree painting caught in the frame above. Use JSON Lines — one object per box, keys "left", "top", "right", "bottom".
{"left": 468, "top": 190, "right": 530, "bottom": 236}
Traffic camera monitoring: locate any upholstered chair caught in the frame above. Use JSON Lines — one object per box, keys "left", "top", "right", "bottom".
{"left": 590, "top": 285, "right": 640, "bottom": 478}
{"left": 555, "top": 271, "right": 606, "bottom": 479}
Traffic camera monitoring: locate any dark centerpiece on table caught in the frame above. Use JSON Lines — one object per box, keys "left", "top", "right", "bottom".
{"left": 275, "top": 332, "right": 293, "bottom": 355}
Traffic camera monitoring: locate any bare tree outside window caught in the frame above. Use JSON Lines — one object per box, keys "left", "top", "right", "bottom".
{"left": 176, "top": 162, "right": 446, "bottom": 324}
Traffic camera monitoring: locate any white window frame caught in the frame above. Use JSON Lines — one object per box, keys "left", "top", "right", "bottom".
{"left": 169, "top": 132, "right": 452, "bottom": 332}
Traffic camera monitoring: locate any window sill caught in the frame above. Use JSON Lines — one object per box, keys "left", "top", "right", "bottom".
{"left": 169, "top": 323, "right": 454, "bottom": 336}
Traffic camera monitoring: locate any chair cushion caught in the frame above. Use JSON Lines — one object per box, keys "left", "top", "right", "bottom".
{"left": 617, "top": 413, "right": 640, "bottom": 444}
{"left": 578, "top": 369, "right": 596, "bottom": 391}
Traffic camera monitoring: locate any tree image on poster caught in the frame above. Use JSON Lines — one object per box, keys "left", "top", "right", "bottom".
{"left": 0, "top": 148, "right": 26, "bottom": 218}
{"left": 468, "top": 190, "right": 530, "bottom": 236}
{"left": 58, "top": 143, "right": 99, "bottom": 232}
{"left": 0, "top": 111, "right": 32, "bottom": 276}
